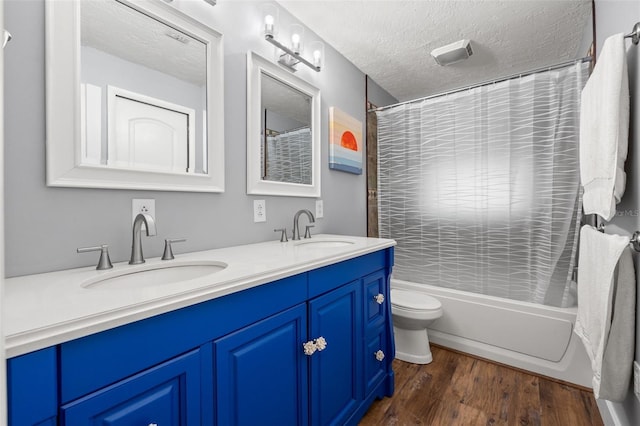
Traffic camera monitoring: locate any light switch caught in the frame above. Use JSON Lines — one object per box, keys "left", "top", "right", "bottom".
{"left": 316, "top": 200, "right": 324, "bottom": 219}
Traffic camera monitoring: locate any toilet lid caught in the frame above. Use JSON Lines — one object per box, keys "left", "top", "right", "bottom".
{"left": 391, "top": 289, "right": 441, "bottom": 311}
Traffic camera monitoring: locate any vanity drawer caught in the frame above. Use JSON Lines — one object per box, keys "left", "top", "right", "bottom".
{"left": 363, "top": 269, "right": 387, "bottom": 330}
{"left": 308, "top": 250, "right": 387, "bottom": 298}
{"left": 364, "top": 328, "right": 388, "bottom": 396}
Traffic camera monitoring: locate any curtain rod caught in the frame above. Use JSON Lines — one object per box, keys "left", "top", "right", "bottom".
{"left": 371, "top": 56, "right": 593, "bottom": 113}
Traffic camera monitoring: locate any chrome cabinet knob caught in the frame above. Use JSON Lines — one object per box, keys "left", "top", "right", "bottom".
{"left": 375, "top": 350, "right": 385, "bottom": 362}
{"left": 374, "top": 293, "right": 385, "bottom": 304}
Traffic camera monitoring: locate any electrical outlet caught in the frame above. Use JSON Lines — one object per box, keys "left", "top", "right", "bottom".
{"left": 132, "top": 199, "right": 156, "bottom": 232}
{"left": 634, "top": 361, "right": 640, "bottom": 400}
{"left": 316, "top": 199, "right": 324, "bottom": 219}
{"left": 254, "top": 200, "right": 266, "bottom": 222}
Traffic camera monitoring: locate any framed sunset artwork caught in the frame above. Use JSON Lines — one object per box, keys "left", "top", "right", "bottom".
{"left": 329, "top": 107, "right": 363, "bottom": 174}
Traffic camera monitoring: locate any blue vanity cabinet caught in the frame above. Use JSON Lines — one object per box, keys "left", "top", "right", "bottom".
{"left": 7, "top": 247, "right": 395, "bottom": 426}
{"left": 308, "top": 249, "right": 395, "bottom": 401}
{"left": 213, "top": 249, "right": 394, "bottom": 426}
{"left": 214, "top": 304, "right": 309, "bottom": 426}
{"left": 60, "top": 346, "right": 208, "bottom": 425}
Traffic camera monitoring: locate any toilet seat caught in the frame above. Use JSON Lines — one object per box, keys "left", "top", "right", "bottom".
{"left": 391, "top": 289, "right": 442, "bottom": 312}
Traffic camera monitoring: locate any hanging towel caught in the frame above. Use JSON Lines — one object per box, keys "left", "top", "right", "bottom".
{"left": 580, "top": 33, "right": 629, "bottom": 221}
{"left": 575, "top": 225, "right": 636, "bottom": 401}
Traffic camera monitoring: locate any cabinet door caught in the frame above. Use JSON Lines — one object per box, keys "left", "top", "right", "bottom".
{"left": 60, "top": 348, "right": 205, "bottom": 426}
{"left": 215, "top": 304, "right": 308, "bottom": 426}
{"left": 308, "top": 281, "right": 363, "bottom": 426}
{"left": 7, "top": 348, "right": 57, "bottom": 426}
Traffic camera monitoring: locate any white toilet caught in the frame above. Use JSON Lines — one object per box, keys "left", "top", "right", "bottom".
{"left": 390, "top": 288, "right": 443, "bottom": 364}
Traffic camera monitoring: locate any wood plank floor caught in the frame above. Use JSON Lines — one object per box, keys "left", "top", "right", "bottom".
{"left": 360, "top": 346, "right": 603, "bottom": 426}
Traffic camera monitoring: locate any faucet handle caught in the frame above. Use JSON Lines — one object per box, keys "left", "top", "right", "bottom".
{"left": 274, "top": 228, "right": 288, "bottom": 242}
{"left": 162, "top": 238, "right": 186, "bottom": 260}
{"left": 77, "top": 244, "right": 113, "bottom": 270}
{"left": 304, "top": 225, "right": 315, "bottom": 239}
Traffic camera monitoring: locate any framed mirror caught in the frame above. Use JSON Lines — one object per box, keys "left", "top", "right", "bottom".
{"left": 247, "top": 51, "right": 321, "bottom": 197}
{"left": 45, "top": 0, "right": 224, "bottom": 192}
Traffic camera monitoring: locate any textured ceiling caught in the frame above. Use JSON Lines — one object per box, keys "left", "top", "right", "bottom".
{"left": 81, "top": 0, "right": 206, "bottom": 87}
{"left": 277, "top": 0, "right": 593, "bottom": 102}
{"left": 262, "top": 74, "right": 312, "bottom": 125}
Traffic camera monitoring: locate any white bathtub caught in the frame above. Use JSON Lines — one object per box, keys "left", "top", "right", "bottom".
{"left": 392, "top": 279, "right": 593, "bottom": 388}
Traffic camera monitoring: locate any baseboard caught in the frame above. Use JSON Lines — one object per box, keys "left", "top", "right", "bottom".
{"left": 596, "top": 399, "right": 623, "bottom": 426}
{"left": 431, "top": 343, "right": 593, "bottom": 392}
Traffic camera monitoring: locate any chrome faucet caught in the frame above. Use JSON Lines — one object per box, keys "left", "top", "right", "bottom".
{"left": 292, "top": 209, "right": 315, "bottom": 240}
{"left": 129, "top": 213, "right": 157, "bottom": 264}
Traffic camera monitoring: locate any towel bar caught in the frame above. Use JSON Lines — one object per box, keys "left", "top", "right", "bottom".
{"left": 630, "top": 231, "right": 640, "bottom": 252}
{"left": 591, "top": 215, "right": 640, "bottom": 252}
{"left": 625, "top": 22, "right": 640, "bottom": 45}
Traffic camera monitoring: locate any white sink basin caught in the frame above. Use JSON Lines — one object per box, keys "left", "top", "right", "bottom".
{"left": 82, "top": 261, "right": 228, "bottom": 290}
{"left": 294, "top": 238, "right": 356, "bottom": 249}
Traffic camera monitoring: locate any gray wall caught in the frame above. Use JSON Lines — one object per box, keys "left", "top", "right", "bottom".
{"left": 4, "top": 0, "right": 368, "bottom": 277}
{"left": 366, "top": 76, "right": 398, "bottom": 108}
{"left": 594, "top": 1, "right": 640, "bottom": 424}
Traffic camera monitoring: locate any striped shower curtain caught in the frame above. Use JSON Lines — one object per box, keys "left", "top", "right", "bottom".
{"left": 262, "top": 127, "right": 312, "bottom": 185}
{"left": 376, "top": 62, "right": 589, "bottom": 307}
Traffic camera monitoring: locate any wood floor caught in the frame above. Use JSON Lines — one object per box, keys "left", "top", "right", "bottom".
{"left": 360, "top": 346, "right": 603, "bottom": 426}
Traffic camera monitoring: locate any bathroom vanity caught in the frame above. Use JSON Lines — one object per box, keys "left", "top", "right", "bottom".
{"left": 5, "top": 235, "right": 395, "bottom": 425}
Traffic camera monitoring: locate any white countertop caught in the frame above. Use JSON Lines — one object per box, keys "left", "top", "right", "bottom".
{"left": 4, "top": 235, "right": 395, "bottom": 358}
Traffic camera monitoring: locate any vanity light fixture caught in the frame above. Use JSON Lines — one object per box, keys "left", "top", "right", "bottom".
{"left": 262, "top": 6, "right": 323, "bottom": 72}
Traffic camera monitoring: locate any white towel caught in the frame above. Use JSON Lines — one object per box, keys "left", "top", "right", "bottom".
{"left": 580, "top": 33, "right": 630, "bottom": 221}
{"left": 575, "top": 225, "right": 636, "bottom": 401}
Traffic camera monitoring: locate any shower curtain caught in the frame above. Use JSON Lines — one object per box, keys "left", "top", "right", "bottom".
{"left": 263, "top": 127, "right": 312, "bottom": 184}
{"left": 377, "top": 62, "right": 589, "bottom": 308}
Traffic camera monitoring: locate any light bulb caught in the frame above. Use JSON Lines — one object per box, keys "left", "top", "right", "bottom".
{"left": 264, "top": 14, "right": 274, "bottom": 36}
{"left": 313, "top": 49, "right": 322, "bottom": 67}
{"left": 291, "top": 33, "right": 301, "bottom": 53}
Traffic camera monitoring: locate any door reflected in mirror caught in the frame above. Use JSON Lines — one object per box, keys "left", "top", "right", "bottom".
{"left": 80, "top": 0, "right": 208, "bottom": 174}
{"left": 261, "top": 73, "right": 312, "bottom": 185}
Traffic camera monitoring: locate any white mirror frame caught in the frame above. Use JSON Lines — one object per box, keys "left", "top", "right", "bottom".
{"left": 45, "top": 0, "right": 225, "bottom": 192}
{"left": 246, "top": 51, "right": 321, "bottom": 198}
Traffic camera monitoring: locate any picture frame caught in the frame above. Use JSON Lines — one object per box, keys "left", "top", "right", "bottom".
{"left": 329, "top": 107, "right": 363, "bottom": 174}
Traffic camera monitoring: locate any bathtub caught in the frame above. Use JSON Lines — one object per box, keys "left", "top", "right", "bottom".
{"left": 392, "top": 278, "right": 593, "bottom": 388}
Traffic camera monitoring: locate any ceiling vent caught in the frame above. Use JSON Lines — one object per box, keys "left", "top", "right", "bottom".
{"left": 430, "top": 40, "right": 473, "bottom": 66}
